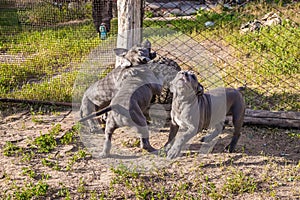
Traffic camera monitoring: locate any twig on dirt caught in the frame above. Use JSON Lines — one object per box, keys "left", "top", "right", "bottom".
{"left": 58, "top": 110, "right": 73, "bottom": 122}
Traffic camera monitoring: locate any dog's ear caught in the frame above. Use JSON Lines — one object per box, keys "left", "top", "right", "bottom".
{"left": 142, "top": 39, "right": 151, "bottom": 49}
{"left": 114, "top": 48, "right": 128, "bottom": 57}
{"left": 196, "top": 83, "right": 204, "bottom": 96}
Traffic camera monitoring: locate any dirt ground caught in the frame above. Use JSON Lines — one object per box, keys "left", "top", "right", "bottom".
{"left": 0, "top": 103, "right": 299, "bottom": 199}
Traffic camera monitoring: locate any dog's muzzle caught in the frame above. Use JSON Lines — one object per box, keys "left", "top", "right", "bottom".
{"left": 176, "top": 71, "right": 191, "bottom": 83}
{"left": 139, "top": 57, "right": 151, "bottom": 64}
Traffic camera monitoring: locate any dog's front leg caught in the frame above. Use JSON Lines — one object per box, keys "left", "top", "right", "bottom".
{"left": 141, "top": 137, "right": 156, "bottom": 152}
{"left": 99, "top": 121, "right": 115, "bottom": 158}
{"left": 157, "top": 122, "right": 179, "bottom": 157}
{"left": 164, "top": 122, "right": 179, "bottom": 149}
{"left": 167, "top": 126, "right": 198, "bottom": 159}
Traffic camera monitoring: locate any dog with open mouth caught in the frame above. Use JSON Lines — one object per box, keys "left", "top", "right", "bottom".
{"left": 164, "top": 70, "right": 245, "bottom": 159}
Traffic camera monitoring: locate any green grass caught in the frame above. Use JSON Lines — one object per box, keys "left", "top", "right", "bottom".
{"left": 3, "top": 141, "right": 24, "bottom": 156}
{"left": 0, "top": 22, "right": 100, "bottom": 102}
{"left": 12, "top": 181, "right": 49, "bottom": 200}
{"left": 144, "top": 1, "right": 300, "bottom": 111}
{"left": 60, "top": 123, "right": 80, "bottom": 144}
{"left": 0, "top": 8, "right": 21, "bottom": 36}
{"left": 222, "top": 171, "right": 257, "bottom": 195}
{"left": 17, "top": 1, "right": 92, "bottom": 26}
{"left": 33, "top": 124, "right": 62, "bottom": 153}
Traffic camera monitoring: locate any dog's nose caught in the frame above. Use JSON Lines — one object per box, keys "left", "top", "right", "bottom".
{"left": 149, "top": 52, "right": 156, "bottom": 59}
{"left": 141, "top": 57, "right": 150, "bottom": 63}
{"left": 183, "top": 71, "right": 188, "bottom": 76}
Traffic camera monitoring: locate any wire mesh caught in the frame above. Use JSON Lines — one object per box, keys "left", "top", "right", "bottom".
{"left": 0, "top": 0, "right": 299, "bottom": 112}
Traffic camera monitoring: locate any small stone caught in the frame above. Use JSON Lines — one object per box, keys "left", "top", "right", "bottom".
{"left": 205, "top": 21, "right": 215, "bottom": 27}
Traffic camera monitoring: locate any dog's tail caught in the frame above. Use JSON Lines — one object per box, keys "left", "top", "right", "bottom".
{"left": 79, "top": 106, "right": 112, "bottom": 122}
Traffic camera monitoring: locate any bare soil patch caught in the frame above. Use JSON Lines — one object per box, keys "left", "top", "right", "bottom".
{"left": 0, "top": 103, "right": 299, "bottom": 199}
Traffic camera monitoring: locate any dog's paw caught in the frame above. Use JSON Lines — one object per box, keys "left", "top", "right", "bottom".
{"left": 99, "top": 152, "right": 109, "bottom": 158}
{"left": 224, "top": 144, "right": 235, "bottom": 153}
{"left": 90, "top": 127, "right": 104, "bottom": 134}
{"left": 200, "top": 135, "right": 214, "bottom": 143}
{"left": 167, "top": 148, "right": 180, "bottom": 159}
{"left": 142, "top": 145, "right": 157, "bottom": 152}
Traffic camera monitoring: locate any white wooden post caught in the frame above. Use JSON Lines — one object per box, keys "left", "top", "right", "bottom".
{"left": 116, "top": 0, "right": 143, "bottom": 67}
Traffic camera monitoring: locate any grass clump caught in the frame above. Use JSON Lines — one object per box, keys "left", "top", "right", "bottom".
{"left": 12, "top": 181, "right": 49, "bottom": 200}
{"left": 66, "top": 148, "right": 90, "bottom": 171}
{"left": 21, "top": 167, "right": 36, "bottom": 179}
{"left": 33, "top": 124, "right": 62, "bottom": 153}
{"left": 60, "top": 123, "right": 80, "bottom": 145}
{"left": 110, "top": 164, "right": 139, "bottom": 184}
{"left": 3, "top": 141, "right": 24, "bottom": 157}
{"left": 222, "top": 171, "right": 257, "bottom": 195}
{"left": 34, "top": 133, "right": 57, "bottom": 153}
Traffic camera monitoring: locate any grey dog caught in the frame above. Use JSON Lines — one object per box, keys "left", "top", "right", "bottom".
{"left": 80, "top": 43, "right": 154, "bottom": 133}
{"left": 80, "top": 43, "right": 181, "bottom": 133}
{"left": 80, "top": 65, "right": 164, "bottom": 157}
{"left": 165, "top": 70, "right": 245, "bottom": 159}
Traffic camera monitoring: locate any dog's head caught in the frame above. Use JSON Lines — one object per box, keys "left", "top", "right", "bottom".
{"left": 170, "top": 70, "right": 204, "bottom": 98}
{"left": 114, "top": 40, "right": 156, "bottom": 68}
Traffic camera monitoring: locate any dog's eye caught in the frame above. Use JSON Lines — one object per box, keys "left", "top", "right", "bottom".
{"left": 191, "top": 74, "right": 196, "bottom": 80}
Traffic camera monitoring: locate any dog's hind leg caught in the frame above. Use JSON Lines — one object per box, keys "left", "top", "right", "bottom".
{"left": 225, "top": 106, "right": 244, "bottom": 153}
{"left": 80, "top": 94, "right": 101, "bottom": 133}
{"left": 200, "top": 122, "right": 224, "bottom": 143}
{"left": 99, "top": 120, "right": 116, "bottom": 158}
{"left": 129, "top": 106, "right": 156, "bottom": 152}
{"left": 136, "top": 126, "right": 156, "bottom": 152}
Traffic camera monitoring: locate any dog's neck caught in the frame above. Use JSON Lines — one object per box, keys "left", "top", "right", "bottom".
{"left": 172, "top": 91, "right": 199, "bottom": 112}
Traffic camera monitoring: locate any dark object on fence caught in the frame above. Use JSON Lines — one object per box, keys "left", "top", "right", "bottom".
{"left": 99, "top": 22, "right": 107, "bottom": 40}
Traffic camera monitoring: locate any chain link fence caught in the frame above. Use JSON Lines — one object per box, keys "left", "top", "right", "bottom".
{"left": 0, "top": 0, "right": 299, "bottom": 112}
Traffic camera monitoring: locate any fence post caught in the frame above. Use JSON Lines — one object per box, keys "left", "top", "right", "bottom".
{"left": 116, "top": 0, "right": 143, "bottom": 67}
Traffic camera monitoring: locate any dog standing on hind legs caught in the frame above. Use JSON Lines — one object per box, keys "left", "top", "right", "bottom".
{"left": 100, "top": 65, "right": 164, "bottom": 157}
{"left": 79, "top": 65, "right": 164, "bottom": 157}
{"left": 80, "top": 43, "right": 154, "bottom": 133}
{"left": 165, "top": 70, "right": 245, "bottom": 159}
